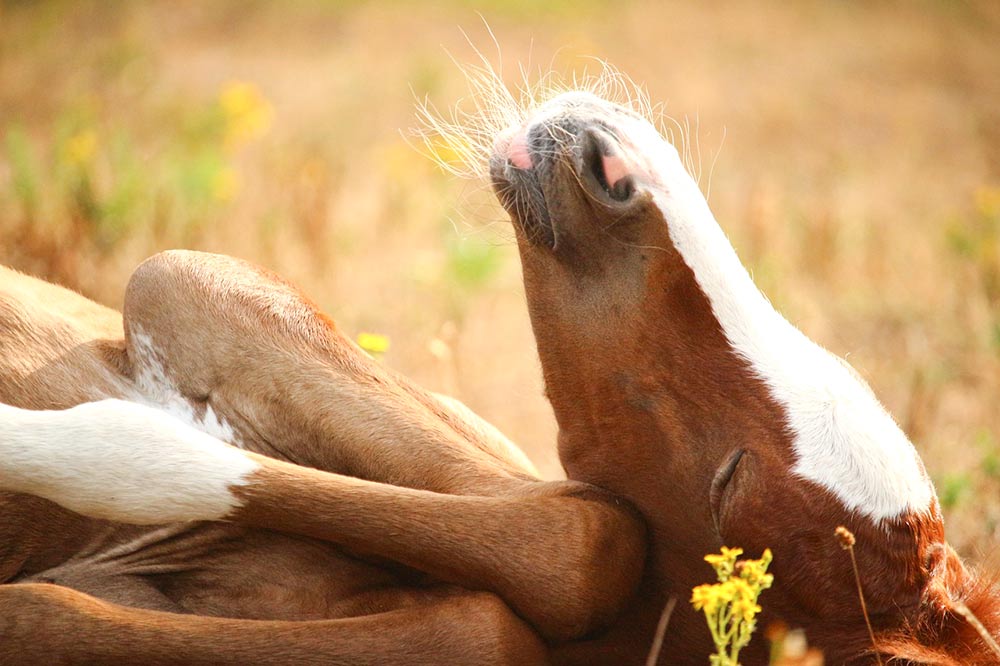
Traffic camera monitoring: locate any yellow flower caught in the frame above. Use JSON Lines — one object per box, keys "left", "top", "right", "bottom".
{"left": 63, "top": 129, "right": 98, "bottom": 167}
{"left": 738, "top": 548, "right": 774, "bottom": 589}
{"left": 704, "top": 546, "right": 743, "bottom": 565}
{"left": 727, "top": 578, "right": 760, "bottom": 622}
{"left": 691, "top": 583, "right": 725, "bottom": 615}
{"left": 357, "top": 332, "right": 390, "bottom": 356}
{"left": 219, "top": 81, "right": 273, "bottom": 150}
{"left": 692, "top": 546, "right": 774, "bottom": 666}
{"left": 975, "top": 185, "right": 1000, "bottom": 218}
{"left": 705, "top": 546, "right": 743, "bottom": 581}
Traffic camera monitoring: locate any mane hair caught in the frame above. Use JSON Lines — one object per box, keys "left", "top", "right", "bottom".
{"left": 878, "top": 549, "right": 1000, "bottom": 665}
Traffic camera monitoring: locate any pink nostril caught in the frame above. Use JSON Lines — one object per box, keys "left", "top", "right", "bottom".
{"left": 507, "top": 131, "right": 532, "bottom": 170}
{"left": 601, "top": 153, "right": 629, "bottom": 190}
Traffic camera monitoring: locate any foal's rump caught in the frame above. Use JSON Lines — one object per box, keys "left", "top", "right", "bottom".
{"left": 0, "top": 266, "right": 142, "bottom": 588}
{"left": 0, "top": 265, "right": 131, "bottom": 410}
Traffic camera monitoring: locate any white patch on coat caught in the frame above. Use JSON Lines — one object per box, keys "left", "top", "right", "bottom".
{"left": 644, "top": 124, "right": 932, "bottom": 519}
{"left": 130, "top": 328, "right": 240, "bottom": 447}
{"left": 530, "top": 93, "right": 935, "bottom": 520}
{"left": 0, "top": 399, "right": 258, "bottom": 524}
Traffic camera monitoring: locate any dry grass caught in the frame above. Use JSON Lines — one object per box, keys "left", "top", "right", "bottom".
{"left": 1, "top": 0, "right": 998, "bottom": 555}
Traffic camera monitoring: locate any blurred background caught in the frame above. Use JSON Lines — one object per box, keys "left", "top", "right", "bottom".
{"left": 1, "top": 0, "right": 998, "bottom": 556}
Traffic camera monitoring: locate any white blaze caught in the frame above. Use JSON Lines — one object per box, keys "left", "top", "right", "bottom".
{"left": 616, "top": 110, "right": 933, "bottom": 520}
{"left": 0, "top": 399, "right": 258, "bottom": 524}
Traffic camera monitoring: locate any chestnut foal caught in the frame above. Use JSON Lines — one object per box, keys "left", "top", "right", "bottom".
{"left": 1, "top": 87, "right": 998, "bottom": 665}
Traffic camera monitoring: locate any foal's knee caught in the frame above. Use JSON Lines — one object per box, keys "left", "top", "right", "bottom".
{"left": 123, "top": 250, "right": 340, "bottom": 397}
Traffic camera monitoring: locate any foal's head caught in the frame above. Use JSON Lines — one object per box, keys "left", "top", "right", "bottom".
{"left": 423, "top": 69, "right": 1000, "bottom": 664}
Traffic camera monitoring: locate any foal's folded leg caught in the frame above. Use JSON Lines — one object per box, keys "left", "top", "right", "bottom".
{"left": 117, "top": 250, "right": 646, "bottom": 642}
{"left": 123, "top": 249, "right": 535, "bottom": 495}
{"left": 0, "top": 582, "right": 549, "bottom": 666}
{"left": 0, "top": 398, "right": 644, "bottom": 643}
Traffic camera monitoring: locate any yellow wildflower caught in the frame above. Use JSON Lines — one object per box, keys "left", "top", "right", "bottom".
{"left": 691, "top": 546, "right": 773, "bottom": 666}
{"left": 705, "top": 545, "right": 743, "bottom": 582}
{"left": 738, "top": 548, "right": 774, "bottom": 589}
{"left": 63, "top": 129, "right": 98, "bottom": 167}
{"left": 703, "top": 546, "right": 743, "bottom": 565}
{"left": 691, "top": 583, "right": 725, "bottom": 615}
{"left": 975, "top": 185, "right": 1000, "bottom": 218}
{"left": 728, "top": 578, "right": 761, "bottom": 622}
{"left": 219, "top": 81, "right": 273, "bottom": 150}
{"left": 357, "top": 332, "right": 390, "bottom": 357}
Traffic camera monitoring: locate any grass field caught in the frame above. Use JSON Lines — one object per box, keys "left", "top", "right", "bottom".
{"left": 1, "top": 0, "right": 999, "bottom": 560}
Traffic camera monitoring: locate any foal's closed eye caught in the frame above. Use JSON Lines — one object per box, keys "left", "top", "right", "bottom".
{"left": 710, "top": 449, "right": 746, "bottom": 536}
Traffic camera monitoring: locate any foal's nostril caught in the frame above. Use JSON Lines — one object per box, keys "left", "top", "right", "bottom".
{"left": 581, "top": 128, "right": 634, "bottom": 202}
{"left": 582, "top": 131, "right": 611, "bottom": 192}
